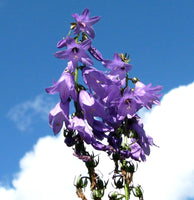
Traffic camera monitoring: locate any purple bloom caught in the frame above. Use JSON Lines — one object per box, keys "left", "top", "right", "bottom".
{"left": 49, "top": 101, "right": 69, "bottom": 135}
{"left": 72, "top": 8, "right": 101, "bottom": 39}
{"left": 54, "top": 36, "right": 93, "bottom": 70}
{"left": 68, "top": 116, "right": 94, "bottom": 144}
{"left": 120, "top": 143, "right": 146, "bottom": 161}
{"left": 82, "top": 67, "right": 113, "bottom": 99}
{"left": 45, "top": 70, "right": 76, "bottom": 104}
{"left": 102, "top": 53, "right": 132, "bottom": 80}
{"left": 79, "top": 90, "right": 113, "bottom": 133}
{"left": 117, "top": 87, "right": 141, "bottom": 120}
{"left": 130, "top": 142, "right": 144, "bottom": 161}
{"left": 128, "top": 117, "right": 154, "bottom": 156}
{"left": 91, "top": 140, "right": 108, "bottom": 151}
{"left": 79, "top": 90, "right": 106, "bottom": 120}
{"left": 134, "top": 81, "right": 163, "bottom": 109}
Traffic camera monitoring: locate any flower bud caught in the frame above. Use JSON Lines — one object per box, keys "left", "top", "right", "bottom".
{"left": 108, "top": 192, "right": 125, "bottom": 200}
{"left": 88, "top": 46, "right": 103, "bottom": 61}
{"left": 119, "top": 53, "right": 131, "bottom": 63}
{"left": 134, "top": 185, "right": 143, "bottom": 198}
{"left": 70, "top": 22, "right": 77, "bottom": 30}
{"left": 92, "top": 189, "right": 104, "bottom": 199}
{"left": 131, "top": 77, "right": 140, "bottom": 84}
{"left": 57, "top": 38, "right": 67, "bottom": 48}
{"left": 113, "top": 175, "right": 124, "bottom": 189}
{"left": 75, "top": 175, "right": 88, "bottom": 189}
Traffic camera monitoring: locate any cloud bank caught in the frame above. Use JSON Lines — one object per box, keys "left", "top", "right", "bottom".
{"left": 7, "top": 95, "right": 55, "bottom": 131}
{"left": 135, "top": 81, "right": 194, "bottom": 200}
{"left": 1, "top": 82, "right": 194, "bottom": 200}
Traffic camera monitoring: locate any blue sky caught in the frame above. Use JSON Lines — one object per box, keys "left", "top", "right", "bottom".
{"left": 0, "top": 0, "right": 194, "bottom": 199}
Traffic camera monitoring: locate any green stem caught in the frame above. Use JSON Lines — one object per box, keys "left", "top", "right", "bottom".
{"left": 75, "top": 67, "right": 78, "bottom": 88}
{"left": 124, "top": 182, "right": 130, "bottom": 200}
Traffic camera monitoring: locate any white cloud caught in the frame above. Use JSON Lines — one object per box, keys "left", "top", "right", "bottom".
{"left": 0, "top": 135, "right": 87, "bottom": 200}
{"left": 135, "top": 81, "right": 194, "bottom": 200}
{"left": 1, "top": 82, "right": 194, "bottom": 200}
{"left": 7, "top": 95, "right": 56, "bottom": 131}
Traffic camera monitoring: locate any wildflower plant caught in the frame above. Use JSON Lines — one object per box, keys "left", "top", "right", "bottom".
{"left": 46, "top": 8, "right": 162, "bottom": 200}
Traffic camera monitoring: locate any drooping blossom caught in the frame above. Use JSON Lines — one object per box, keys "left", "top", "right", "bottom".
{"left": 134, "top": 81, "right": 163, "bottom": 109}
{"left": 82, "top": 67, "right": 114, "bottom": 99}
{"left": 49, "top": 101, "right": 69, "bottom": 135}
{"left": 68, "top": 116, "right": 94, "bottom": 144}
{"left": 45, "top": 70, "right": 76, "bottom": 104}
{"left": 54, "top": 36, "right": 93, "bottom": 70}
{"left": 79, "top": 90, "right": 113, "bottom": 134}
{"left": 128, "top": 117, "right": 154, "bottom": 156}
{"left": 72, "top": 8, "right": 101, "bottom": 39}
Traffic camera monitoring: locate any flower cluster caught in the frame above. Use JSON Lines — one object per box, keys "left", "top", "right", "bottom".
{"left": 46, "top": 8, "right": 162, "bottom": 200}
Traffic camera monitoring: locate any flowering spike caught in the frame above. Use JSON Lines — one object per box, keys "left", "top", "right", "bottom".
{"left": 46, "top": 8, "right": 163, "bottom": 200}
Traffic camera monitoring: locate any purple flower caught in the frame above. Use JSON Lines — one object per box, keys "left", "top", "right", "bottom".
{"left": 45, "top": 70, "right": 76, "bottom": 104}
{"left": 79, "top": 90, "right": 113, "bottom": 134}
{"left": 49, "top": 101, "right": 69, "bottom": 135}
{"left": 102, "top": 53, "right": 132, "bottom": 80}
{"left": 54, "top": 36, "right": 93, "bottom": 70}
{"left": 68, "top": 116, "right": 94, "bottom": 144}
{"left": 128, "top": 117, "right": 154, "bottom": 156}
{"left": 79, "top": 90, "right": 106, "bottom": 120}
{"left": 91, "top": 140, "right": 108, "bottom": 151}
{"left": 134, "top": 81, "right": 163, "bottom": 109}
{"left": 117, "top": 87, "right": 141, "bottom": 120}
{"left": 72, "top": 8, "right": 101, "bottom": 39}
{"left": 82, "top": 67, "right": 113, "bottom": 99}
{"left": 120, "top": 143, "right": 146, "bottom": 161}
{"left": 130, "top": 142, "right": 144, "bottom": 161}
{"left": 88, "top": 46, "right": 103, "bottom": 61}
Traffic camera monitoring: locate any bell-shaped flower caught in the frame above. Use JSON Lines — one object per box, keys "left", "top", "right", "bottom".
{"left": 128, "top": 116, "right": 154, "bottom": 156}
{"left": 49, "top": 101, "right": 69, "bottom": 135}
{"left": 54, "top": 36, "right": 93, "bottom": 70}
{"left": 45, "top": 70, "right": 76, "bottom": 104}
{"left": 134, "top": 81, "right": 163, "bottom": 109}
{"left": 68, "top": 116, "right": 94, "bottom": 144}
{"left": 102, "top": 53, "right": 132, "bottom": 80}
{"left": 117, "top": 87, "right": 141, "bottom": 120}
{"left": 82, "top": 67, "right": 113, "bottom": 99}
{"left": 130, "top": 142, "right": 145, "bottom": 161}
{"left": 120, "top": 142, "right": 146, "bottom": 162}
{"left": 72, "top": 8, "right": 101, "bottom": 39}
{"left": 79, "top": 90, "right": 113, "bottom": 134}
